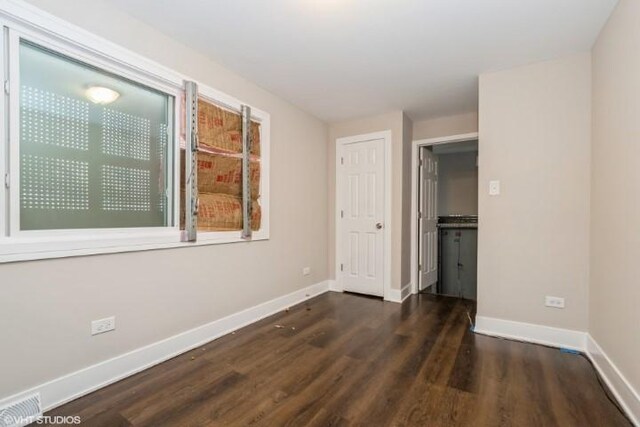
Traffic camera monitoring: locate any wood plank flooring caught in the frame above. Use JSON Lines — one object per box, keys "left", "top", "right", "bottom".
{"left": 39, "top": 292, "right": 631, "bottom": 426}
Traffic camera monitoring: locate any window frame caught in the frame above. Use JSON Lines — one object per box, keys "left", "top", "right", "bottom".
{"left": 0, "top": 2, "right": 270, "bottom": 263}
{"left": 8, "top": 28, "right": 181, "bottom": 237}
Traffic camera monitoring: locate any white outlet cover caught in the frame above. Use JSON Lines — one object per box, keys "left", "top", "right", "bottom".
{"left": 545, "top": 296, "right": 565, "bottom": 309}
{"left": 489, "top": 180, "right": 501, "bottom": 196}
{"left": 302, "top": 267, "right": 311, "bottom": 276}
{"left": 91, "top": 316, "right": 116, "bottom": 335}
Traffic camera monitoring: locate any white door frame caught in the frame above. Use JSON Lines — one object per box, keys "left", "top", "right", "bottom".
{"left": 410, "top": 132, "right": 479, "bottom": 295}
{"left": 335, "top": 130, "right": 393, "bottom": 301}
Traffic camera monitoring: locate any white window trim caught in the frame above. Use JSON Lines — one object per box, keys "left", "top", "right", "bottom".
{"left": 0, "top": 0, "right": 270, "bottom": 263}
{"left": 0, "top": 21, "right": 7, "bottom": 244}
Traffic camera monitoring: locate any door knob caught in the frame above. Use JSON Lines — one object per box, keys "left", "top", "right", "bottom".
{"left": 376, "top": 222, "right": 383, "bottom": 230}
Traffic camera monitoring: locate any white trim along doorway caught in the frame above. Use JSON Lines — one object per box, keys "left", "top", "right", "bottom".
{"left": 410, "top": 132, "right": 479, "bottom": 295}
{"left": 335, "top": 131, "right": 393, "bottom": 301}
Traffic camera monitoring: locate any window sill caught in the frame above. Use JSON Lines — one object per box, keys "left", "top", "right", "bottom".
{"left": 0, "top": 230, "right": 269, "bottom": 263}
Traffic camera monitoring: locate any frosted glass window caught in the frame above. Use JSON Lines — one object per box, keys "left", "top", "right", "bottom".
{"left": 21, "top": 155, "right": 89, "bottom": 210}
{"left": 21, "top": 86, "right": 90, "bottom": 151}
{"left": 102, "top": 108, "right": 151, "bottom": 160}
{"left": 19, "top": 41, "right": 174, "bottom": 230}
{"left": 101, "top": 165, "right": 152, "bottom": 211}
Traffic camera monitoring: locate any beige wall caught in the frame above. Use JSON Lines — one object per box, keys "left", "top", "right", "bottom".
{"left": 0, "top": 0, "right": 328, "bottom": 398}
{"left": 437, "top": 152, "right": 478, "bottom": 216}
{"left": 590, "top": 0, "right": 640, "bottom": 394}
{"left": 327, "top": 111, "right": 410, "bottom": 289}
{"left": 413, "top": 112, "right": 478, "bottom": 140}
{"left": 478, "top": 54, "right": 591, "bottom": 331}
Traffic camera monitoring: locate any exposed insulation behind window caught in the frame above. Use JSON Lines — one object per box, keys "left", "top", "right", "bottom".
{"left": 197, "top": 99, "right": 261, "bottom": 157}
{"left": 180, "top": 152, "right": 259, "bottom": 197}
{"left": 180, "top": 98, "right": 261, "bottom": 232}
{"left": 180, "top": 192, "right": 261, "bottom": 232}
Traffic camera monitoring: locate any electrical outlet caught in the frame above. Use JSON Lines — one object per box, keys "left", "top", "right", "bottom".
{"left": 91, "top": 316, "right": 115, "bottom": 335}
{"left": 545, "top": 296, "right": 565, "bottom": 309}
{"left": 302, "top": 267, "right": 311, "bottom": 276}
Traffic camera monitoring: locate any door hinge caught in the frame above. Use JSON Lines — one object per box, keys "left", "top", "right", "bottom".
{"left": 4, "top": 173, "right": 9, "bottom": 189}
{"left": 419, "top": 159, "right": 423, "bottom": 167}
{"left": 340, "top": 263, "right": 344, "bottom": 272}
{"left": 418, "top": 264, "right": 422, "bottom": 271}
{"left": 340, "top": 210, "right": 344, "bottom": 218}
{"left": 3, "top": 80, "right": 9, "bottom": 95}
{"left": 340, "top": 157, "right": 344, "bottom": 165}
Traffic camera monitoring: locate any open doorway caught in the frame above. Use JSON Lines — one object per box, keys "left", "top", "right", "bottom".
{"left": 411, "top": 133, "right": 479, "bottom": 300}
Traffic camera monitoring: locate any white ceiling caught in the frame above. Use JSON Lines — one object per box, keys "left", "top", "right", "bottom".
{"left": 105, "top": 0, "right": 618, "bottom": 123}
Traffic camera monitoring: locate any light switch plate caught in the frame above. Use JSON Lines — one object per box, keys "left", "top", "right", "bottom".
{"left": 489, "top": 180, "right": 500, "bottom": 196}
{"left": 302, "top": 267, "right": 311, "bottom": 276}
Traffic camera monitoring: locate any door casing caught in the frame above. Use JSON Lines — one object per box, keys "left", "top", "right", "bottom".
{"left": 410, "top": 132, "right": 479, "bottom": 295}
{"left": 335, "top": 130, "right": 392, "bottom": 301}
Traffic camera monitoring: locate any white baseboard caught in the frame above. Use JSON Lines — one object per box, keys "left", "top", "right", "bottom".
{"left": 0, "top": 280, "right": 331, "bottom": 414}
{"left": 474, "top": 316, "right": 587, "bottom": 351}
{"left": 400, "top": 283, "right": 412, "bottom": 302}
{"left": 327, "top": 279, "right": 342, "bottom": 292}
{"left": 384, "top": 290, "right": 400, "bottom": 302}
{"left": 329, "top": 278, "right": 410, "bottom": 304}
{"left": 586, "top": 335, "right": 640, "bottom": 426}
{"left": 385, "top": 283, "right": 412, "bottom": 304}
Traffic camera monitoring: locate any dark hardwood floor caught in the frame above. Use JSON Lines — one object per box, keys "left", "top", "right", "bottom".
{"left": 40, "top": 292, "right": 630, "bottom": 426}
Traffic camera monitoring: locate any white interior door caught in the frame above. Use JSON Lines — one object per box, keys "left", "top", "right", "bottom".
{"left": 339, "top": 138, "right": 385, "bottom": 297}
{"left": 419, "top": 147, "right": 438, "bottom": 290}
